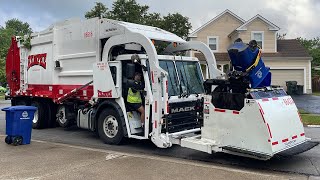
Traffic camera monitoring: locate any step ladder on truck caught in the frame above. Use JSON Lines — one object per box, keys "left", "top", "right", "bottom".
{"left": 5, "top": 17, "right": 318, "bottom": 160}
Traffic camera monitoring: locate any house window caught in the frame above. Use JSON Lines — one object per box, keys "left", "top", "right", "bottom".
{"left": 207, "top": 36, "right": 219, "bottom": 51}
{"left": 251, "top": 31, "right": 264, "bottom": 49}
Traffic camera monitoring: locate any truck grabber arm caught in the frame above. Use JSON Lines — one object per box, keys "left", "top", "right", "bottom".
{"left": 54, "top": 81, "right": 93, "bottom": 104}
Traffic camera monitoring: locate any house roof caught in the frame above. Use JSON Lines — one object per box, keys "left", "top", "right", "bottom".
{"left": 189, "top": 9, "right": 245, "bottom": 38}
{"left": 276, "top": 39, "right": 310, "bottom": 57}
{"left": 195, "top": 39, "right": 311, "bottom": 62}
{"left": 236, "top": 14, "right": 280, "bottom": 31}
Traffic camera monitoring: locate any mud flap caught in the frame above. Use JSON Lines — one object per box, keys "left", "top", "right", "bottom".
{"left": 275, "top": 140, "right": 319, "bottom": 157}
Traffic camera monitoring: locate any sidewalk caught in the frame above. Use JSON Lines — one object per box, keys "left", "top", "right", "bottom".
{"left": 0, "top": 138, "right": 309, "bottom": 180}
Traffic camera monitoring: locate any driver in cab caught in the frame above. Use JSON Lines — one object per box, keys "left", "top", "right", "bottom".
{"left": 127, "top": 72, "right": 145, "bottom": 127}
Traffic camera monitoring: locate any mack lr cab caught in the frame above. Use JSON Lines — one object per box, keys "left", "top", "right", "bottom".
{"left": 6, "top": 17, "right": 317, "bottom": 160}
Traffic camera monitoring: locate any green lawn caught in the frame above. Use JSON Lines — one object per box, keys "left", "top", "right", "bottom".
{"left": 301, "top": 114, "right": 320, "bottom": 125}
{"left": 313, "top": 91, "right": 320, "bottom": 96}
{"left": 0, "top": 92, "right": 4, "bottom": 100}
{"left": 299, "top": 109, "right": 320, "bottom": 125}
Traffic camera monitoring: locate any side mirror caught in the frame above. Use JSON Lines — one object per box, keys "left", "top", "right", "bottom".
{"left": 131, "top": 54, "right": 141, "bottom": 64}
{"left": 127, "top": 63, "right": 135, "bottom": 79}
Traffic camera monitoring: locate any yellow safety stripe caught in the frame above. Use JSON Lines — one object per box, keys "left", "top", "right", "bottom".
{"left": 246, "top": 49, "right": 262, "bottom": 72}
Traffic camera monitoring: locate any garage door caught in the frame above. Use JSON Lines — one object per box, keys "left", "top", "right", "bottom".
{"left": 270, "top": 69, "right": 304, "bottom": 90}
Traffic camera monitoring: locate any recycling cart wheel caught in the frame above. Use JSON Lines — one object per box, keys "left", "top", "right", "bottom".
{"left": 5, "top": 136, "right": 12, "bottom": 144}
{"left": 12, "top": 136, "right": 23, "bottom": 146}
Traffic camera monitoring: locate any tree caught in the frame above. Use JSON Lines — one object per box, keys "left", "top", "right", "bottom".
{"left": 297, "top": 37, "right": 320, "bottom": 50}
{"left": 143, "top": 13, "right": 163, "bottom": 27}
{"left": 0, "top": 19, "right": 33, "bottom": 84}
{"left": 277, "top": 33, "right": 287, "bottom": 40}
{"left": 108, "top": 0, "right": 149, "bottom": 24}
{"left": 297, "top": 37, "right": 320, "bottom": 76}
{"left": 84, "top": 0, "right": 192, "bottom": 39}
{"left": 5, "top": 18, "right": 32, "bottom": 36}
{"left": 162, "top": 13, "right": 192, "bottom": 39}
{"left": 0, "top": 57, "right": 6, "bottom": 84}
{"left": 85, "top": 2, "right": 109, "bottom": 19}
{"left": 0, "top": 28, "right": 14, "bottom": 59}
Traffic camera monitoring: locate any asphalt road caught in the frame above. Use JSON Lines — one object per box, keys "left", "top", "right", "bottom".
{"left": 292, "top": 95, "right": 320, "bottom": 114}
{"left": 0, "top": 100, "right": 319, "bottom": 177}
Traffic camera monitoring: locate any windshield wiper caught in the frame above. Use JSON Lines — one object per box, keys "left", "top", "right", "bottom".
{"left": 165, "top": 62, "right": 176, "bottom": 98}
{"left": 180, "top": 61, "right": 191, "bottom": 97}
{"left": 179, "top": 69, "right": 190, "bottom": 97}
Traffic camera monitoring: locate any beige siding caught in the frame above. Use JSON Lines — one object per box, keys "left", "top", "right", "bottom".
{"left": 195, "top": 13, "right": 243, "bottom": 52}
{"left": 230, "top": 32, "right": 240, "bottom": 44}
{"left": 264, "top": 59, "right": 311, "bottom": 93}
{"left": 238, "top": 19, "right": 276, "bottom": 52}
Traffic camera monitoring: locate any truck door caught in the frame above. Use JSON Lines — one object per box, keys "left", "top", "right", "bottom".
{"left": 141, "top": 59, "right": 153, "bottom": 136}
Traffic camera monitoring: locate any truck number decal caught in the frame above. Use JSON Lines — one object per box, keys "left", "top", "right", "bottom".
{"left": 28, "top": 53, "right": 47, "bottom": 69}
{"left": 97, "top": 62, "right": 107, "bottom": 70}
{"left": 283, "top": 97, "right": 294, "bottom": 106}
{"left": 84, "top": 31, "right": 93, "bottom": 38}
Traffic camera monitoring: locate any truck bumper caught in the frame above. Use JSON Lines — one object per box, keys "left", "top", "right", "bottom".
{"left": 275, "top": 140, "right": 319, "bottom": 157}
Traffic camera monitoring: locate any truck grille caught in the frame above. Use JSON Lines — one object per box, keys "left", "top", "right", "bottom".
{"left": 163, "top": 101, "right": 200, "bottom": 133}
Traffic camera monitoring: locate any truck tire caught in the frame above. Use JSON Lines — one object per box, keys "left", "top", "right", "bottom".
{"left": 56, "top": 105, "right": 74, "bottom": 128}
{"left": 47, "top": 101, "right": 57, "bottom": 128}
{"left": 31, "top": 101, "right": 46, "bottom": 129}
{"left": 98, "top": 109, "right": 124, "bottom": 145}
{"left": 13, "top": 99, "right": 28, "bottom": 106}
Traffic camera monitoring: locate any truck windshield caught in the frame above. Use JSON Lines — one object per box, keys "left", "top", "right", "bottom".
{"left": 175, "top": 61, "right": 204, "bottom": 94}
{"left": 159, "top": 60, "right": 180, "bottom": 96}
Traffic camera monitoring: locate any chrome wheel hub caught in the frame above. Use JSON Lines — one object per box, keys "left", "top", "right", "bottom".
{"left": 103, "top": 115, "right": 118, "bottom": 138}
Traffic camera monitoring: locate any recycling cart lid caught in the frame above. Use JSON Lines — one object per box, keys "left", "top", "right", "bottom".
{"left": 1, "top": 106, "right": 37, "bottom": 112}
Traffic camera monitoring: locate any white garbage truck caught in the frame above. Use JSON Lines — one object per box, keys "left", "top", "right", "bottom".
{"left": 6, "top": 17, "right": 318, "bottom": 160}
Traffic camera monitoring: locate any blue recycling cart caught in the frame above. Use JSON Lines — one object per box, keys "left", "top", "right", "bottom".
{"left": 228, "top": 42, "right": 271, "bottom": 88}
{"left": 2, "top": 106, "right": 37, "bottom": 146}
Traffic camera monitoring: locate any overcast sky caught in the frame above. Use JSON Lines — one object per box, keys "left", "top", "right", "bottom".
{"left": 0, "top": 0, "right": 319, "bottom": 39}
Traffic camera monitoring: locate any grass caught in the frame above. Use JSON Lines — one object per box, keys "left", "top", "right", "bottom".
{"left": 299, "top": 109, "right": 320, "bottom": 125}
{"left": 299, "top": 109, "right": 309, "bottom": 114}
{"left": 300, "top": 114, "right": 320, "bottom": 125}
{"left": 0, "top": 92, "right": 5, "bottom": 100}
{"left": 312, "top": 91, "right": 320, "bottom": 96}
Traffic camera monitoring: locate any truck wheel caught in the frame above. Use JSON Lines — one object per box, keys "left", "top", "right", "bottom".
{"left": 48, "top": 102, "right": 57, "bottom": 128}
{"left": 56, "top": 105, "right": 73, "bottom": 128}
{"left": 14, "top": 99, "right": 27, "bottom": 106}
{"left": 31, "top": 101, "right": 46, "bottom": 129}
{"left": 98, "top": 109, "right": 124, "bottom": 145}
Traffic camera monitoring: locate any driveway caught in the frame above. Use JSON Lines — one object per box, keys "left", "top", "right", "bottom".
{"left": 292, "top": 95, "right": 320, "bottom": 114}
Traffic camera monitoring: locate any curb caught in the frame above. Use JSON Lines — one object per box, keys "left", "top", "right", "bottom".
{"left": 307, "top": 125, "right": 320, "bottom": 128}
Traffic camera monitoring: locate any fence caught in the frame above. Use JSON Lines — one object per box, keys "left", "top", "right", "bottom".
{"left": 312, "top": 76, "right": 320, "bottom": 92}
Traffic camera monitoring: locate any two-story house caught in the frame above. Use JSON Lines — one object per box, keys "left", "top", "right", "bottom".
{"left": 189, "top": 9, "right": 312, "bottom": 94}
